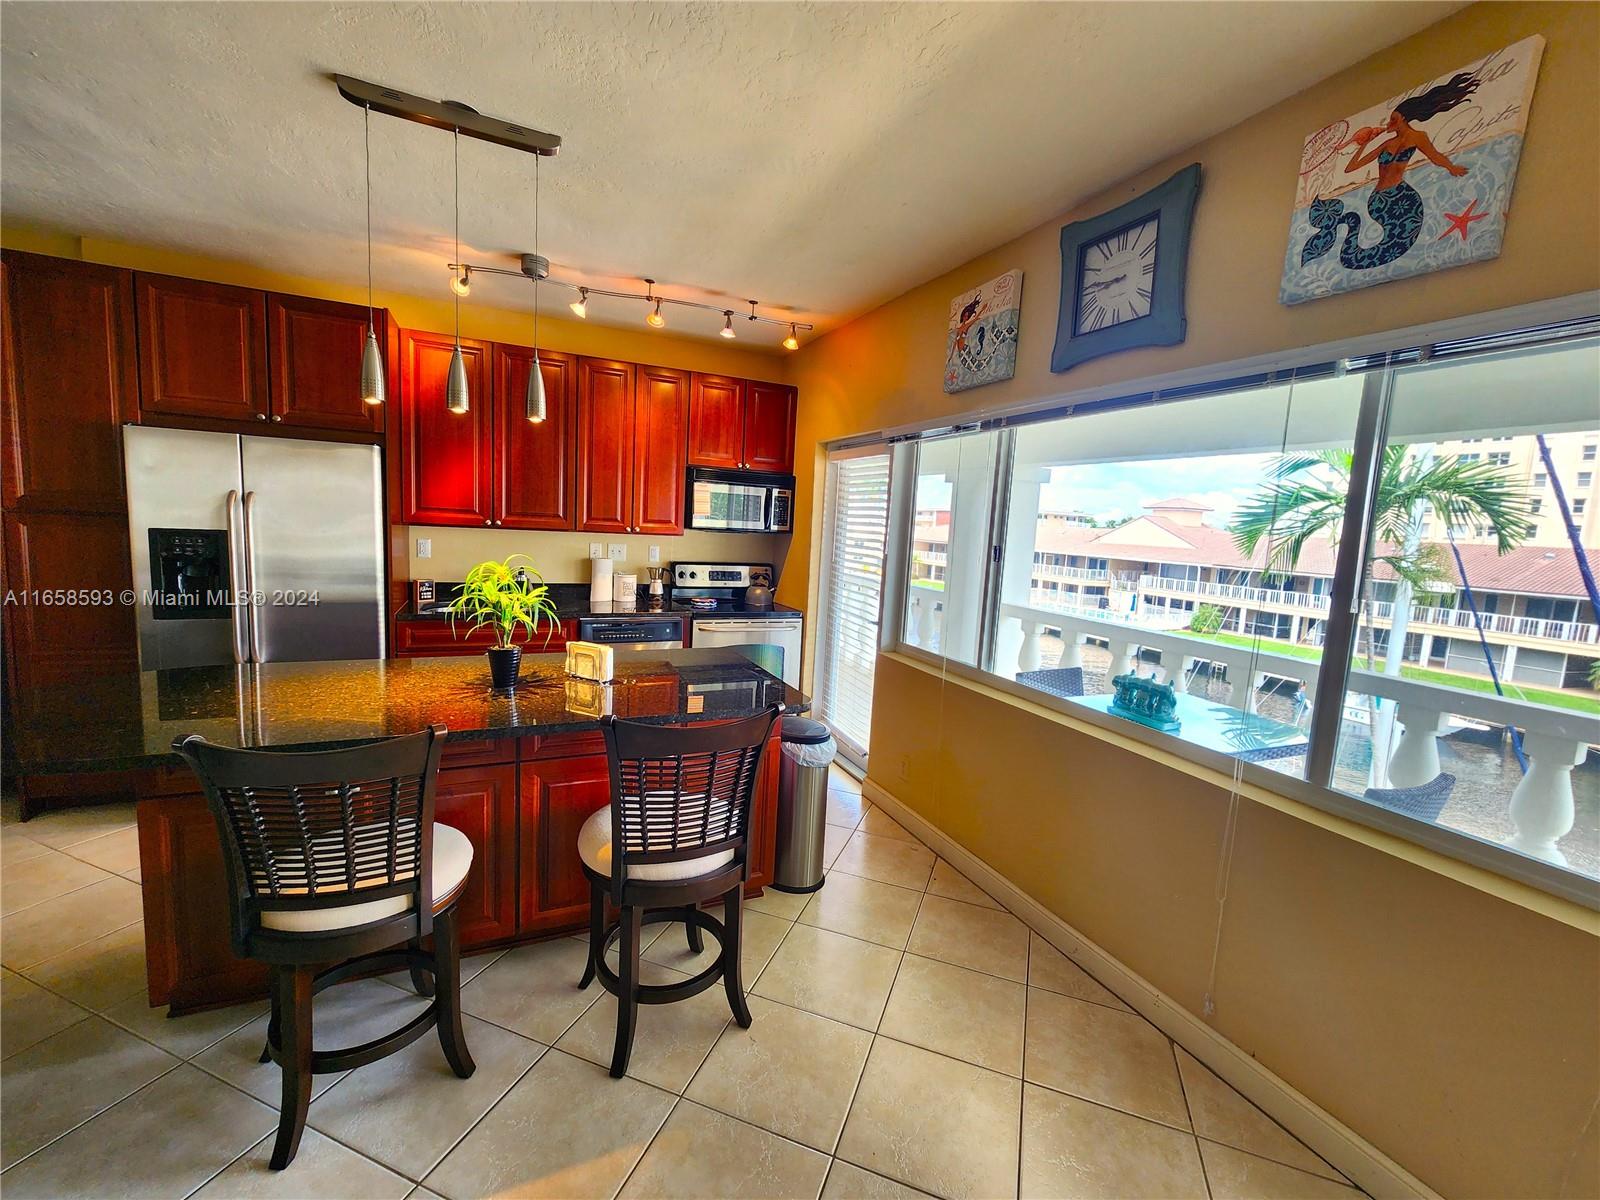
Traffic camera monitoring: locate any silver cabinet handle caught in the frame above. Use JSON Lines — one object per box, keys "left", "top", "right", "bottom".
{"left": 224, "top": 489, "right": 248, "bottom": 664}
{"left": 255, "top": 413, "right": 268, "bottom": 421}
{"left": 270, "top": 414, "right": 282, "bottom": 423}
{"left": 243, "top": 490, "right": 263, "bottom": 663}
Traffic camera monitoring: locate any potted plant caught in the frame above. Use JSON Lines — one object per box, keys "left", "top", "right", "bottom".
{"left": 451, "top": 555, "right": 562, "bottom": 689}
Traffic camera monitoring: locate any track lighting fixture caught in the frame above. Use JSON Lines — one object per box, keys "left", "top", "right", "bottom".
{"left": 359, "top": 103, "right": 386, "bottom": 406}
{"left": 646, "top": 293, "right": 666, "bottom": 329}
{"left": 450, "top": 265, "right": 472, "bottom": 297}
{"left": 720, "top": 311, "right": 737, "bottom": 339}
{"left": 569, "top": 287, "right": 589, "bottom": 319}
{"left": 783, "top": 324, "right": 800, "bottom": 352}
{"left": 446, "top": 128, "right": 469, "bottom": 414}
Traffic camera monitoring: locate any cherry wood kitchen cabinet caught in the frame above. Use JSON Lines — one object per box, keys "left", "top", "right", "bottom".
{"left": 576, "top": 357, "right": 635, "bottom": 533}
{"left": 518, "top": 749, "right": 611, "bottom": 934}
{"left": 744, "top": 380, "right": 798, "bottom": 474}
{"left": 687, "top": 373, "right": 745, "bottom": 469}
{"left": 393, "top": 618, "right": 574, "bottom": 658}
{"left": 493, "top": 345, "right": 576, "bottom": 530}
{"left": 1, "top": 253, "right": 138, "bottom": 513}
{"left": 267, "top": 294, "right": 386, "bottom": 434}
{"left": 434, "top": 757, "right": 520, "bottom": 948}
{"left": 398, "top": 328, "right": 493, "bottom": 527}
{"left": 1, "top": 253, "right": 140, "bottom": 706}
{"left": 687, "top": 373, "right": 796, "bottom": 474}
{"left": 633, "top": 365, "right": 688, "bottom": 535}
{"left": 2, "top": 511, "right": 139, "bottom": 692}
{"left": 136, "top": 274, "right": 270, "bottom": 424}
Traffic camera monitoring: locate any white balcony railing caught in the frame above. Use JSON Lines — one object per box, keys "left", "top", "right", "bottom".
{"left": 1139, "top": 573, "right": 1333, "bottom": 612}
{"left": 1033, "top": 562, "right": 1112, "bottom": 583}
{"left": 995, "top": 602, "right": 1600, "bottom": 870}
{"left": 1138, "top": 574, "right": 1600, "bottom": 645}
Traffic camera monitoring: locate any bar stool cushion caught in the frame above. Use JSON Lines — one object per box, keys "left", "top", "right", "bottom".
{"left": 260, "top": 823, "right": 473, "bottom": 933}
{"left": 578, "top": 806, "right": 735, "bottom": 882}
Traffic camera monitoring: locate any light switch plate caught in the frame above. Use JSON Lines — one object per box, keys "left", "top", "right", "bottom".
{"left": 416, "top": 538, "right": 432, "bottom": 559}
{"left": 589, "top": 542, "right": 603, "bottom": 559}
{"left": 648, "top": 545, "right": 661, "bottom": 564}
{"left": 608, "top": 544, "right": 626, "bottom": 561}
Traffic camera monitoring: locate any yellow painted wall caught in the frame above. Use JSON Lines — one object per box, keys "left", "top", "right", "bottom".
{"left": 783, "top": 4, "right": 1600, "bottom": 1197}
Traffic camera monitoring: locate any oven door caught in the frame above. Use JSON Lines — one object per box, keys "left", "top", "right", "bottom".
{"left": 690, "top": 477, "right": 770, "bottom": 532}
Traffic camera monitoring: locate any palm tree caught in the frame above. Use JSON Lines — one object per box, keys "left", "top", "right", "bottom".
{"left": 1231, "top": 445, "right": 1530, "bottom": 783}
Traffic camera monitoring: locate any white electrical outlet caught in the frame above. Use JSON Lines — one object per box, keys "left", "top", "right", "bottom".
{"left": 415, "top": 538, "right": 432, "bottom": 559}
{"left": 648, "top": 545, "right": 660, "bottom": 564}
{"left": 608, "top": 544, "right": 626, "bottom": 561}
{"left": 589, "top": 542, "right": 603, "bottom": 559}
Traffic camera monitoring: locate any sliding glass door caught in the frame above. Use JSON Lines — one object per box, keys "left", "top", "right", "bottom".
{"left": 815, "top": 447, "right": 892, "bottom": 768}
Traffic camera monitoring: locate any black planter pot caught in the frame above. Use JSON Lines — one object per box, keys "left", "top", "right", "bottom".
{"left": 486, "top": 645, "right": 522, "bottom": 690}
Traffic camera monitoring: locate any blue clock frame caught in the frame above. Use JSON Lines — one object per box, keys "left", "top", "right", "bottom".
{"left": 1050, "top": 163, "right": 1202, "bottom": 373}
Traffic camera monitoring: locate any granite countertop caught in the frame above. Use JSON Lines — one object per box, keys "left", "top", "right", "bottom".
{"left": 11, "top": 647, "right": 807, "bottom": 775}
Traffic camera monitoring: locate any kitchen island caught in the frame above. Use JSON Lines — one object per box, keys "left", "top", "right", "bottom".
{"left": 9, "top": 648, "right": 804, "bottom": 1013}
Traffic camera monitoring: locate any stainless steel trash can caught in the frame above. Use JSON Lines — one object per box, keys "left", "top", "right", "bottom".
{"left": 773, "top": 715, "right": 835, "bottom": 893}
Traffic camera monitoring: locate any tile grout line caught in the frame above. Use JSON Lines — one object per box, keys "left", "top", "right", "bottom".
{"left": 1017, "top": 930, "right": 1030, "bottom": 1200}
{"left": 1172, "top": 1035, "right": 1215, "bottom": 1200}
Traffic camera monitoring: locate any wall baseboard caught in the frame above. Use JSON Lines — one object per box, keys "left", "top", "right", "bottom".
{"left": 862, "top": 776, "right": 1440, "bottom": 1200}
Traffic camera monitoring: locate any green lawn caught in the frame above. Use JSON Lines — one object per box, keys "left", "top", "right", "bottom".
{"left": 1172, "top": 629, "right": 1599, "bottom": 714}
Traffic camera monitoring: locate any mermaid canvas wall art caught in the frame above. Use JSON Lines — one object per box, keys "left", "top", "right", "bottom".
{"left": 1280, "top": 36, "right": 1544, "bottom": 305}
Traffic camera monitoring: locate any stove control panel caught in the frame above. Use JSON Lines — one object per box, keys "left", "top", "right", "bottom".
{"left": 672, "top": 562, "right": 760, "bottom": 587}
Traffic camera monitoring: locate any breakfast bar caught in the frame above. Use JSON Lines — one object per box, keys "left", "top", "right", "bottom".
{"left": 9, "top": 648, "right": 803, "bottom": 1014}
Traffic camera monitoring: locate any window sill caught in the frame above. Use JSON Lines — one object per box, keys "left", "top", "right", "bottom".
{"left": 884, "top": 649, "right": 1600, "bottom": 933}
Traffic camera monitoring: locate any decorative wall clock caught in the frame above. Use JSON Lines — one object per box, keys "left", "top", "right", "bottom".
{"left": 1050, "top": 163, "right": 1201, "bottom": 373}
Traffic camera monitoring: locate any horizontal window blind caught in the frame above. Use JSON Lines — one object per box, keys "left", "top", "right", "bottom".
{"left": 817, "top": 452, "right": 892, "bottom": 759}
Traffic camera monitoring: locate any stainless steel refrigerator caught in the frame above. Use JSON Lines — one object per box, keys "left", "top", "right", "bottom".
{"left": 124, "top": 426, "right": 386, "bottom": 669}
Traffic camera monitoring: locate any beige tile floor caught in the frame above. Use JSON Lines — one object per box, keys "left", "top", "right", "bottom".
{"left": 0, "top": 771, "right": 1366, "bottom": 1199}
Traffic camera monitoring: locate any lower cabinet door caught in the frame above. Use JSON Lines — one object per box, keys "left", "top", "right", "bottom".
{"left": 434, "top": 763, "right": 519, "bottom": 948}
{"left": 519, "top": 753, "right": 611, "bottom": 934}
{"left": 137, "top": 794, "right": 269, "bottom": 1013}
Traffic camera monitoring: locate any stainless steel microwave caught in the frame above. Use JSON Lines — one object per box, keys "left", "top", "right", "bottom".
{"left": 686, "top": 468, "right": 795, "bottom": 533}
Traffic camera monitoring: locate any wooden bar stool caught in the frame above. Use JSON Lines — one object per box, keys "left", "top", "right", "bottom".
{"left": 577, "top": 708, "right": 779, "bottom": 1078}
{"left": 172, "top": 725, "right": 476, "bottom": 1170}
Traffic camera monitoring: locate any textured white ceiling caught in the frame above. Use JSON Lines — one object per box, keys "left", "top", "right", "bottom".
{"left": 1, "top": 1, "right": 1462, "bottom": 346}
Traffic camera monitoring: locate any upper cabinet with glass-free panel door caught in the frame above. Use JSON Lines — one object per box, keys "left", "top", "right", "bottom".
{"left": 576, "top": 357, "right": 635, "bottom": 533}
{"left": 688, "top": 373, "right": 745, "bottom": 469}
{"left": 744, "top": 381, "right": 797, "bottom": 474}
{"left": 493, "top": 345, "right": 576, "bottom": 530}
{"left": 397, "top": 328, "right": 493, "bottom": 527}
{"left": 632, "top": 364, "right": 689, "bottom": 535}
{"left": 136, "top": 274, "right": 270, "bottom": 424}
{"left": 267, "top": 294, "right": 386, "bottom": 433}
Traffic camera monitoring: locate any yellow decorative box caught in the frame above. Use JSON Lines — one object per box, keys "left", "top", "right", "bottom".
{"left": 564, "top": 640, "right": 614, "bottom": 683}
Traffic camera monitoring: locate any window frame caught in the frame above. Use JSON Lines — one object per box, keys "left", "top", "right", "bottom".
{"left": 870, "top": 298, "right": 1600, "bottom": 909}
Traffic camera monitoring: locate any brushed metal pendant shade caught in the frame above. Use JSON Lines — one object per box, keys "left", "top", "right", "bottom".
{"left": 446, "top": 346, "right": 469, "bottom": 413}
{"left": 525, "top": 351, "right": 546, "bottom": 423}
{"left": 360, "top": 329, "right": 386, "bottom": 405}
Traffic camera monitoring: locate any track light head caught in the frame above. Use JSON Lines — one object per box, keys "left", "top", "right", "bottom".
{"left": 569, "top": 287, "right": 589, "bottom": 319}
{"left": 783, "top": 324, "right": 800, "bottom": 351}
{"left": 646, "top": 297, "right": 665, "bottom": 329}
{"left": 720, "top": 311, "right": 736, "bottom": 339}
{"left": 450, "top": 266, "right": 471, "bottom": 297}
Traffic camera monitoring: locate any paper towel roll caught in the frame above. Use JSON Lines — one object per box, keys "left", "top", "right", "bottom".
{"left": 590, "top": 556, "right": 613, "bottom": 603}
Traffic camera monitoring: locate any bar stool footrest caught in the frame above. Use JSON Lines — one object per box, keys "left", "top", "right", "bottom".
{"left": 593, "top": 909, "right": 727, "bottom": 1005}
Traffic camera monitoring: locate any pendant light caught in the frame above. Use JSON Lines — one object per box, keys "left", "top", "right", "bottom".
{"left": 525, "top": 154, "right": 547, "bottom": 424}
{"left": 446, "top": 128, "right": 470, "bottom": 414}
{"left": 360, "top": 104, "right": 386, "bottom": 405}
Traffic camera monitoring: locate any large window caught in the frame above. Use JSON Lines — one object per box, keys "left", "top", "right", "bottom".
{"left": 1330, "top": 339, "right": 1600, "bottom": 878}
{"left": 891, "top": 326, "right": 1600, "bottom": 896}
{"left": 990, "top": 373, "right": 1363, "bottom": 780}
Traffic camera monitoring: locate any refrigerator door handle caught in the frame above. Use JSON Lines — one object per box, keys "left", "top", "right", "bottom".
{"left": 225, "top": 489, "right": 249, "bottom": 664}
{"left": 242, "top": 490, "right": 264, "bottom": 663}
